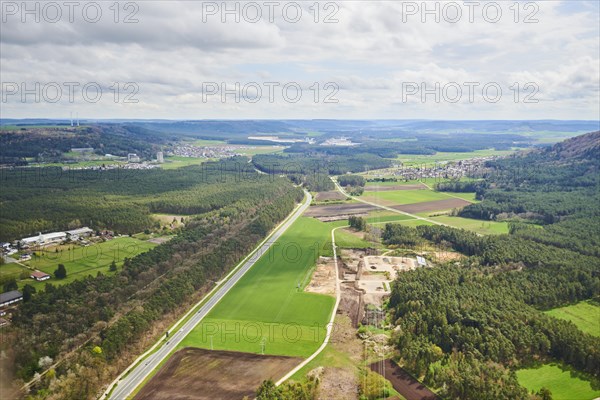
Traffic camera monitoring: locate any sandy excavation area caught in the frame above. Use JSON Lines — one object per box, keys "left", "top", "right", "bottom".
{"left": 358, "top": 256, "right": 420, "bottom": 305}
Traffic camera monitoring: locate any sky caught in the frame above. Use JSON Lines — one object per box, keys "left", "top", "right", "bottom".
{"left": 1, "top": 0, "right": 599, "bottom": 120}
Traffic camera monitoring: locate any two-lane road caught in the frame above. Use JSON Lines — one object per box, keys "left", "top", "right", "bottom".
{"left": 108, "top": 191, "right": 312, "bottom": 399}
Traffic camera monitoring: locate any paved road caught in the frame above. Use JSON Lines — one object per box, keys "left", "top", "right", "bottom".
{"left": 108, "top": 192, "right": 312, "bottom": 399}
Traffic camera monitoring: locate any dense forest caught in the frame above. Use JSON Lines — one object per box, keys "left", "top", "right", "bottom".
{"left": 2, "top": 160, "right": 304, "bottom": 399}
{"left": 0, "top": 157, "right": 262, "bottom": 241}
{"left": 252, "top": 153, "right": 390, "bottom": 192}
{"left": 385, "top": 132, "right": 600, "bottom": 399}
{"left": 0, "top": 124, "right": 172, "bottom": 164}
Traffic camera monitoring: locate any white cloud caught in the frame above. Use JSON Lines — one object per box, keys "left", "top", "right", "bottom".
{"left": 1, "top": 0, "right": 598, "bottom": 119}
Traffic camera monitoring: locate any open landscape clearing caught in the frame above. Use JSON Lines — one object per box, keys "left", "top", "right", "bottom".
{"left": 304, "top": 203, "right": 378, "bottom": 219}
{"left": 517, "top": 363, "right": 600, "bottom": 400}
{"left": 545, "top": 300, "right": 600, "bottom": 337}
{"left": 423, "top": 215, "right": 510, "bottom": 235}
{"left": 389, "top": 198, "right": 473, "bottom": 214}
{"left": 362, "top": 189, "right": 452, "bottom": 206}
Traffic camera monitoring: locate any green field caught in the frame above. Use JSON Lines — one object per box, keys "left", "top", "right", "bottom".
{"left": 333, "top": 227, "right": 372, "bottom": 249}
{"left": 425, "top": 215, "right": 509, "bottom": 235}
{"left": 517, "top": 363, "right": 600, "bottom": 400}
{"left": 395, "top": 149, "right": 516, "bottom": 166}
{"left": 362, "top": 189, "right": 451, "bottom": 205}
{"left": 439, "top": 192, "right": 478, "bottom": 202}
{"left": 22, "top": 237, "right": 156, "bottom": 289}
{"left": 178, "top": 217, "right": 336, "bottom": 357}
{"left": 393, "top": 219, "right": 435, "bottom": 227}
{"left": 236, "top": 145, "right": 285, "bottom": 156}
{"left": 545, "top": 300, "right": 600, "bottom": 337}
{"left": 365, "top": 212, "right": 415, "bottom": 224}
{"left": 0, "top": 262, "right": 28, "bottom": 280}
{"left": 191, "top": 139, "right": 227, "bottom": 146}
{"left": 364, "top": 177, "right": 474, "bottom": 187}
{"left": 161, "top": 156, "right": 215, "bottom": 169}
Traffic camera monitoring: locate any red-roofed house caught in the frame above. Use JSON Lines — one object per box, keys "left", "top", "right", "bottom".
{"left": 30, "top": 270, "right": 51, "bottom": 281}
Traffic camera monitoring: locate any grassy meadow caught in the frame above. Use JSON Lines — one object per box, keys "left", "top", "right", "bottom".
{"left": 178, "top": 217, "right": 336, "bottom": 357}
{"left": 517, "top": 363, "right": 600, "bottom": 400}
{"left": 545, "top": 300, "right": 600, "bottom": 337}
{"left": 21, "top": 237, "right": 156, "bottom": 289}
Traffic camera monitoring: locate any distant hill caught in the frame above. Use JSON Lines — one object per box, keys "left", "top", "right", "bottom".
{"left": 547, "top": 131, "right": 600, "bottom": 160}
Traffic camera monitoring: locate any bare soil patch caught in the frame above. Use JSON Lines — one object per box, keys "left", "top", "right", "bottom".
{"left": 147, "top": 236, "right": 172, "bottom": 245}
{"left": 305, "top": 257, "right": 336, "bottom": 296}
{"left": 315, "top": 191, "right": 348, "bottom": 201}
{"left": 316, "top": 316, "right": 362, "bottom": 400}
{"left": 134, "top": 348, "right": 301, "bottom": 400}
{"left": 369, "top": 359, "right": 439, "bottom": 400}
{"left": 305, "top": 203, "right": 378, "bottom": 218}
{"left": 393, "top": 198, "right": 471, "bottom": 213}
{"left": 432, "top": 251, "right": 463, "bottom": 262}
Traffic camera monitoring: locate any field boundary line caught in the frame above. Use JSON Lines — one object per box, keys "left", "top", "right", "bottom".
{"left": 275, "top": 225, "right": 343, "bottom": 386}
{"left": 332, "top": 178, "right": 446, "bottom": 226}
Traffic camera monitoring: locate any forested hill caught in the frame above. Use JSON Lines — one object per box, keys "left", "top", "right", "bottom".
{"left": 545, "top": 130, "right": 600, "bottom": 160}
{"left": 386, "top": 131, "right": 600, "bottom": 400}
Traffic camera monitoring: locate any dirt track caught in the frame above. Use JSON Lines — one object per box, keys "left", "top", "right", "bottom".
{"left": 135, "top": 348, "right": 301, "bottom": 400}
{"left": 369, "top": 359, "right": 439, "bottom": 400}
{"left": 392, "top": 198, "right": 471, "bottom": 213}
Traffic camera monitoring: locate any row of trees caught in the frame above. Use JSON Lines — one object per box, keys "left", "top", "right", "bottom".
{"left": 6, "top": 165, "right": 304, "bottom": 399}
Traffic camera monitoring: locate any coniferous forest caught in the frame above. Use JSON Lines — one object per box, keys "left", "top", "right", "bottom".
{"left": 2, "top": 159, "right": 304, "bottom": 399}
{"left": 385, "top": 132, "right": 600, "bottom": 399}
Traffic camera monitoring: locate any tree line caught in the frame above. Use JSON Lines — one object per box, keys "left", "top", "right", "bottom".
{"left": 384, "top": 133, "right": 600, "bottom": 399}
{"left": 5, "top": 166, "right": 304, "bottom": 399}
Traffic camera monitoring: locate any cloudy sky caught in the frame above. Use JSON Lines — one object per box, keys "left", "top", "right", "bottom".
{"left": 1, "top": 0, "right": 599, "bottom": 119}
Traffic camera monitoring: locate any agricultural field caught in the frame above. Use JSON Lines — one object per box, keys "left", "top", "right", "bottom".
{"left": 177, "top": 217, "right": 336, "bottom": 357}
{"left": 364, "top": 177, "right": 474, "bottom": 187}
{"left": 423, "top": 215, "right": 509, "bottom": 235}
{"left": 160, "top": 156, "right": 215, "bottom": 169}
{"left": 396, "top": 219, "right": 435, "bottom": 227}
{"left": 544, "top": 300, "right": 600, "bottom": 337}
{"left": 438, "top": 192, "right": 478, "bottom": 202}
{"left": 365, "top": 211, "right": 415, "bottom": 224}
{"left": 191, "top": 139, "right": 227, "bottom": 146}
{"left": 134, "top": 348, "right": 301, "bottom": 400}
{"left": 362, "top": 189, "right": 451, "bottom": 205}
{"left": 516, "top": 363, "right": 600, "bottom": 400}
{"left": 21, "top": 237, "right": 156, "bottom": 289}
{"left": 333, "top": 227, "right": 373, "bottom": 250}
{"left": 395, "top": 148, "right": 517, "bottom": 166}
{"left": 235, "top": 145, "right": 285, "bottom": 156}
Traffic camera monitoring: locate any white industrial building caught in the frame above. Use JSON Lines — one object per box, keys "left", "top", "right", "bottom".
{"left": 19, "top": 227, "right": 93, "bottom": 246}
{"left": 66, "top": 227, "right": 94, "bottom": 240}
{"left": 20, "top": 232, "right": 67, "bottom": 246}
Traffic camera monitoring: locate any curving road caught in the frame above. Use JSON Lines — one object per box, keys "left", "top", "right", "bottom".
{"left": 107, "top": 191, "right": 312, "bottom": 400}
